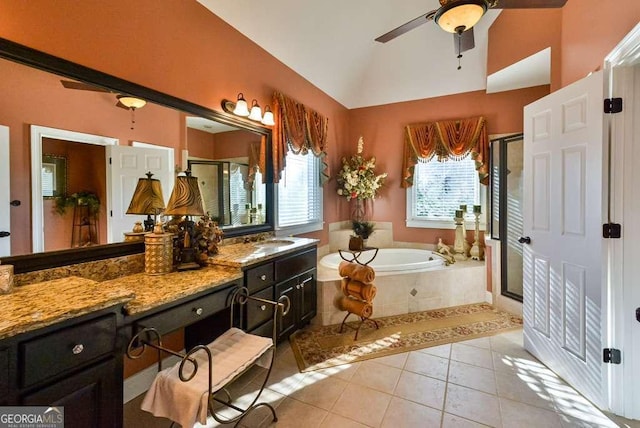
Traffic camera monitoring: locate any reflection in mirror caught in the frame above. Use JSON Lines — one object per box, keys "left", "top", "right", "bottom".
{"left": 0, "top": 37, "right": 273, "bottom": 268}
{"left": 186, "top": 117, "right": 267, "bottom": 229}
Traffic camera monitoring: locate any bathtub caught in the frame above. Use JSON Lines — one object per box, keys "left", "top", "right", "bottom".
{"left": 319, "top": 248, "right": 445, "bottom": 275}
{"left": 316, "top": 248, "right": 487, "bottom": 326}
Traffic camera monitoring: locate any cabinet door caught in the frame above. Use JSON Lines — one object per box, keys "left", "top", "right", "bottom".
{"left": 22, "top": 358, "right": 119, "bottom": 428}
{"left": 298, "top": 270, "right": 317, "bottom": 326}
{"left": 275, "top": 277, "right": 298, "bottom": 342}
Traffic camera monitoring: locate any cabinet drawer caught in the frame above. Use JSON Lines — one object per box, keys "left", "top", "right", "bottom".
{"left": 246, "top": 286, "right": 274, "bottom": 331}
{"left": 0, "top": 348, "right": 8, "bottom": 397}
{"left": 249, "top": 319, "right": 274, "bottom": 340}
{"left": 138, "top": 286, "right": 234, "bottom": 335}
{"left": 246, "top": 263, "right": 274, "bottom": 293}
{"left": 275, "top": 248, "right": 316, "bottom": 282}
{"left": 20, "top": 315, "right": 116, "bottom": 388}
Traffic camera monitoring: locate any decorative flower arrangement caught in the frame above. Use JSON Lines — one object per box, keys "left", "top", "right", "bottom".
{"left": 54, "top": 191, "right": 100, "bottom": 215}
{"left": 336, "top": 137, "right": 387, "bottom": 201}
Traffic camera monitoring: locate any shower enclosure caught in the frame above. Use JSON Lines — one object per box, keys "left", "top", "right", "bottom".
{"left": 490, "top": 134, "right": 524, "bottom": 301}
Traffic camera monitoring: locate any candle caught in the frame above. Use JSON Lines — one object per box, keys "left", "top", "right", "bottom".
{"left": 455, "top": 209, "right": 463, "bottom": 218}
{"left": 459, "top": 204, "right": 467, "bottom": 212}
{"left": 473, "top": 205, "right": 482, "bottom": 214}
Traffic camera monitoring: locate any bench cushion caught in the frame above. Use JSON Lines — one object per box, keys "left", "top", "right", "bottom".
{"left": 141, "top": 328, "right": 273, "bottom": 427}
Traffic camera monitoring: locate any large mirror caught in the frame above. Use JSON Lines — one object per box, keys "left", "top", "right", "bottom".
{"left": 0, "top": 38, "right": 273, "bottom": 273}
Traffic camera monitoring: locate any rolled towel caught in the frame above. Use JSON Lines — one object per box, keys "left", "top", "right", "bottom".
{"left": 341, "top": 278, "right": 377, "bottom": 303}
{"left": 338, "top": 261, "right": 375, "bottom": 284}
{"left": 340, "top": 296, "right": 373, "bottom": 318}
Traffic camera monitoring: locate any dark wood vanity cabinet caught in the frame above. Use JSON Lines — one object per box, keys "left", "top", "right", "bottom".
{"left": 1, "top": 306, "right": 124, "bottom": 428}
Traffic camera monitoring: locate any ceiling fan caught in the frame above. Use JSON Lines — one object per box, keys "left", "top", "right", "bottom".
{"left": 60, "top": 80, "right": 147, "bottom": 110}
{"left": 375, "top": 0, "right": 567, "bottom": 69}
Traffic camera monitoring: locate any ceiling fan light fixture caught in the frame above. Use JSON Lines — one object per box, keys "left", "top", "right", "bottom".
{"left": 435, "top": 0, "right": 487, "bottom": 33}
{"left": 117, "top": 95, "right": 147, "bottom": 109}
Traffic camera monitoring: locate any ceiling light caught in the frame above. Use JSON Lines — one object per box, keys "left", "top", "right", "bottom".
{"left": 117, "top": 95, "right": 147, "bottom": 109}
{"left": 261, "top": 105, "right": 275, "bottom": 126}
{"left": 435, "top": 0, "right": 487, "bottom": 33}
{"left": 248, "top": 99, "right": 262, "bottom": 121}
{"left": 232, "top": 93, "right": 250, "bottom": 117}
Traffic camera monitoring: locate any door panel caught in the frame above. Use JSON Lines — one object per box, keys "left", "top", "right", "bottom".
{"left": 523, "top": 71, "right": 605, "bottom": 408}
{"left": 0, "top": 125, "right": 9, "bottom": 256}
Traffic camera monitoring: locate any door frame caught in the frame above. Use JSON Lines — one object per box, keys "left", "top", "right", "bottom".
{"left": 603, "top": 22, "right": 640, "bottom": 419}
{"left": 30, "top": 125, "right": 118, "bottom": 253}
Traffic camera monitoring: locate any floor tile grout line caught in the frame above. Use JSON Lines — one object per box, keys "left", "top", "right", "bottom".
{"left": 439, "top": 341, "right": 453, "bottom": 427}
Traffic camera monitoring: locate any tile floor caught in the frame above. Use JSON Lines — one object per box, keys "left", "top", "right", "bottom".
{"left": 123, "top": 329, "right": 640, "bottom": 428}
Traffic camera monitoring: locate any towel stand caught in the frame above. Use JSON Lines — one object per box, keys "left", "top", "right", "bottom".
{"left": 126, "top": 286, "right": 290, "bottom": 427}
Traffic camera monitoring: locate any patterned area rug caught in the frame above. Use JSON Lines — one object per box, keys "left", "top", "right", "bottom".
{"left": 290, "top": 303, "right": 522, "bottom": 372}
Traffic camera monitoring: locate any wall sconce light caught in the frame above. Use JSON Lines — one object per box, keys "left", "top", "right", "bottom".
{"left": 221, "top": 94, "right": 275, "bottom": 126}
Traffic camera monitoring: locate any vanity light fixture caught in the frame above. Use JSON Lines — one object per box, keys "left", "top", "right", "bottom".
{"left": 248, "top": 99, "right": 263, "bottom": 121}
{"left": 261, "top": 105, "right": 275, "bottom": 126}
{"left": 221, "top": 95, "right": 275, "bottom": 126}
{"left": 126, "top": 171, "right": 165, "bottom": 232}
{"left": 232, "top": 93, "right": 250, "bottom": 117}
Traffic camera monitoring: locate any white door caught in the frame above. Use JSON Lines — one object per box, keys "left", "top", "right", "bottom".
{"left": 0, "top": 125, "right": 10, "bottom": 256}
{"left": 107, "top": 145, "right": 173, "bottom": 242}
{"left": 523, "top": 71, "right": 606, "bottom": 408}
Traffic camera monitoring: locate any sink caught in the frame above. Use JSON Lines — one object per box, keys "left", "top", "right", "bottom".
{"left": 253, "top": 239, "right": 295, "bottom": 248}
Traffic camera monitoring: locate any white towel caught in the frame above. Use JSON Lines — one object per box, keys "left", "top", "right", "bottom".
{"left": 141, "top": 328, "right": 273, "bottom": 428}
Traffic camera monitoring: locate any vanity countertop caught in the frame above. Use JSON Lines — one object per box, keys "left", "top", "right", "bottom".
{"left": 0, "top": 276, "right": 134, "bottom": 340}
{"left": 210, "top": 237, "right": 319, "bottom": 268}
{"left": 1, "top": 237, "right": 319, "bottom": 340}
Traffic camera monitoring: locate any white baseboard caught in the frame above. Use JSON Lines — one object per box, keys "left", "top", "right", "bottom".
{"left": 123, "top": 353, "right": 183, "bottom": 403}
{"left": 485, "top": 291, "right": 494, "bottom": 305}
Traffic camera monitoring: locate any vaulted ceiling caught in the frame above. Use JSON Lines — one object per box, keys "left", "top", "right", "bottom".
{"left": 198, "top": 0, "right": 505, "bottom": 109}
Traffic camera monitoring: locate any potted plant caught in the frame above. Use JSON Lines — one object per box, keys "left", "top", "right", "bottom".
{"left": 54, "top": 191, "right": 100, "bottom": 215}
{"left": 350, "top": 220, "right": 375, "bottom": 249}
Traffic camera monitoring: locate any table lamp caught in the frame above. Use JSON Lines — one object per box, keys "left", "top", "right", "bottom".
{"left": 126, "top": 172, "right": 165, "bottom": 232}
{"left": 164, "top": 171, "right": 205, "bottom": 270}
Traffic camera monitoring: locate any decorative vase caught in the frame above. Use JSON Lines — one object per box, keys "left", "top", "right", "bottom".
{"left": 351, "top": 198, "right": 368, "bottom": 222}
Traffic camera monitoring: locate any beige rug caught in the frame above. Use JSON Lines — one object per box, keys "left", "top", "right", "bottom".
{"left": 290, "top": 303, "right": 522, "bottom": 372}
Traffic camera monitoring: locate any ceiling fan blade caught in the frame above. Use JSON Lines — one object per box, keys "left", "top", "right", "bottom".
{"left": 491, "top": 0, "right": 567, "bottom": 9}
{"left": 375, "top": 10, "right": 437, "bottom": 43}
{"left": 60, "top": 79, "right": 111, "bottom": 92}
{"left": 454, "top": 28, "right": 475, "bottom": 56}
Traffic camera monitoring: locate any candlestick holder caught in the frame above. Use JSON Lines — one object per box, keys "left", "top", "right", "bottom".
{"left": 453, "top": 214, "right": 468, "bottom": 261}
{"left": 470, "top": 211, "right": 484, "bottom": 261}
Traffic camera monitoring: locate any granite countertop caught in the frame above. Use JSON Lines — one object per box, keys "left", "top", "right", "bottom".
{"left": 0, "top": 277, "right": 134, "bottom": 340}
{"left": 1, "top": 237, "right": 319, "bottom": 340}
{"left": 210, "top": 237, "right": 318, "bottom": 268}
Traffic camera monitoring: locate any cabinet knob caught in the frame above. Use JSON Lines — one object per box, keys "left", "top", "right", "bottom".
{"left": 295, "top": 284, "right": 301, "bottom": 290}
{"left": 194, "top": 307, "right": 203, "bottom": 316}
{"left": 72, "top": 344, "right": 84, "bottom": 355}
{"left": 260, "top": 274, "right": 267, "bottom": 281}
{"left": 259, "top": 304, "right": 267, "bottom": 311}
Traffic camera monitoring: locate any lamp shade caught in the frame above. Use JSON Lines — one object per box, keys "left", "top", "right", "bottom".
{"left": 126, "top": 172, "right": 165, "bottom": 215}
{"left": 435, "top": 0, "right": 487, "bottom": 33}
{"left": 117, "top": 95, "right": 147, "bottom": 109}
{"left": 164, "top": 172, "right": 205, "bottom": 216}
{"left": 248, "top": 99, "right": 262, "bottom": 121}
{"left": 261, "top": 105, "right": 275, "bottom": 126}
{"left": 233, "top": 93, "right": 250, "bottom": 117}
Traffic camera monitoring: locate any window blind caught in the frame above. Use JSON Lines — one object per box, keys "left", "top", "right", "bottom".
{"left": 277, "top": 150, "right": 321, "bottom": 228}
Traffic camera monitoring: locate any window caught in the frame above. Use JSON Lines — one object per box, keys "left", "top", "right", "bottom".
{"left": 406, "top": 153, "right": 485, "bottom": 229}
{"left": 275, "top": 149, "right": 323, "bottom": 234}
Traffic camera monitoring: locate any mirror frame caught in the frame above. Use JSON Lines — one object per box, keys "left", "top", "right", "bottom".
{"left": 0, "top": 37, "right": 274, "bottom": 274}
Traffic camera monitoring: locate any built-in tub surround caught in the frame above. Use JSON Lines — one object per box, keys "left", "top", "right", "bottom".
{"left": 320, "top": 248, "right": 445, "bottom": 273}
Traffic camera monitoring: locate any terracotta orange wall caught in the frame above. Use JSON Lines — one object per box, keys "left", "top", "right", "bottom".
{"left": 0, "top": 0, "right": 349, "bottom": 246}
{"left": 186, "top": 128, "right": 216, "bottom": 160}
{"left": 560, "top": 0, "right": 640, "bottom": 87}
{"left": 347, "top": 85, "right": 550, "bottom": 247}
{"left": 488, "top": 9, "right": 562, "bottom": 91}
{"left": 0, "top": 58, "right": 182, "bottom": 255}
{"left": 42, "top": 138, "right": 107, "bottom": 251}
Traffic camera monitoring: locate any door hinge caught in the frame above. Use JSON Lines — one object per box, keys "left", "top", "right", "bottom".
{"left": 603, "top": 348, "right": 621, "bottom": 364}
{"left": 604, "top": 97, "right": 623, "bottom": 114}
{"left": 603, "top": 223, "right": 621, "bottom": 239}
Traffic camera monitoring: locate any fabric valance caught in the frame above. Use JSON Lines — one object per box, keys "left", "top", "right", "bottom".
{"left": 402, "top": 116, "right": 489, "bottom": 188}
{"left": 273, "top": 92, "right": 329, "bottom": 184}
